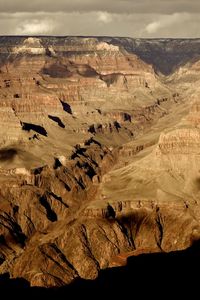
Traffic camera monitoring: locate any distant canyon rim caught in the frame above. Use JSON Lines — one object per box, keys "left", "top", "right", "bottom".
{"left": 0, "top": 36, "right": 200, "bottom": 287}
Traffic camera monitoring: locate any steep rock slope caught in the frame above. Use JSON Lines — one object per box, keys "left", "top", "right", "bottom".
{"left": 0, "top": 37, "right": 175, "bottom": 168}
{"left": 104, "top": 37, "right": 200, "bottom": 75}
{"left": 0, "top": 37, "right": 200, "bottom": 287}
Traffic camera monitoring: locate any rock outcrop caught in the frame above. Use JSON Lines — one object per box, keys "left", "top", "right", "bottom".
{"left": 0, "top": 36, "right": 200, "bottom": 288}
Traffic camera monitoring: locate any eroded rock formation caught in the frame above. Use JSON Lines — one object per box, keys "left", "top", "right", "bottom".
{"left": 0, "top": 36, "right": 200, "bottom": 287}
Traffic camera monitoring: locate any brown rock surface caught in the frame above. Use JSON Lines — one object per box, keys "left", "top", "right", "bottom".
{"left": 0, "top": 37, "right": 200, "bottom": 287}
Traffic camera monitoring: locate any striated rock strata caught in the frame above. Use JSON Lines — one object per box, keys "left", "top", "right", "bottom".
{"left": 0, "top": 37, "right": 200, "bottom": 288}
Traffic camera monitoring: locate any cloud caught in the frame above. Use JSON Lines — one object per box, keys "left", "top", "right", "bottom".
{"left": 15, "top": 19, "right": 54, "bottom": 35}
{"left": 0, "top": 10, "right": 199, "bottom": 38}
{"left": 1, "top": 0, "right": 200, "bottom": 14}
{"left": 97, "top": 12, "right": 113, "bottom": 24}
{"left": 0, "top": 0, "right": 199, "bottom": 37}
{"left": 145, "top": 13, "right": 191, "bottom": 34}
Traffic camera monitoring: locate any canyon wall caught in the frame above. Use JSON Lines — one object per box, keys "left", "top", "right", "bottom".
{"left": 0, "top": 37, "right": 200, "bottom": 287}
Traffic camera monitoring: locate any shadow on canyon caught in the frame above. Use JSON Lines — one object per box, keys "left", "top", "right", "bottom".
{"left": 0, "top": 148, "right": 17, "bottom": 162}
{"left": 1, "top": 240, "right": 200, "bottom": 297}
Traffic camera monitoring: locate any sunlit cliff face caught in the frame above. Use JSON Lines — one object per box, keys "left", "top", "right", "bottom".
{"left": 0, "top": 36, "right": 200, "bottom": 288}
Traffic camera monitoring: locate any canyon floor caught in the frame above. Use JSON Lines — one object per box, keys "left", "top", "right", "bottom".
{"left": 0, "top": 36, "right": 200, "bottom": 289}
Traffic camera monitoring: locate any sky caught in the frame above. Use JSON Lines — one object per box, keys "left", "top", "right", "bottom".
{"left": 0, "top": 0, "right": 199, "bottom": 37}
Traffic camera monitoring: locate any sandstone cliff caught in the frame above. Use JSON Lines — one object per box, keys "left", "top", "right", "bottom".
{"left": 0, "top": 37, "right": 200, "bottom": 288}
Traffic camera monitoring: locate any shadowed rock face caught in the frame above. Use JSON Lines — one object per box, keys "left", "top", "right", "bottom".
{"left": 0, "top": 148, "right": 17, "bottom": 162}
{"left": 0, "top": 36, "right": 200, "bottom": 288}
{"left": 1, "top": 241, "right": 200, "bottom": 296}
{"left": 106, "top": 37, "right": 200, "bottom": 75}
{"left": 21, "top": 122, "right": 48, "bottom": 136}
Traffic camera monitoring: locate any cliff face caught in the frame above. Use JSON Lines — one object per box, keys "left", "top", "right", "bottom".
{"left": 0, "top": 37, "right": 172, "bottom": 164}
{"left": 105, "top": 37, "right": 200, "bottom": 75}
{"left": 0, "top": 36, "right": 200, "bottom": 287}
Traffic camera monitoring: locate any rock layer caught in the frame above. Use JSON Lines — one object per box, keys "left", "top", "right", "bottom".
{"left": 0, "top": 37, "right": 200, "bottom": 287}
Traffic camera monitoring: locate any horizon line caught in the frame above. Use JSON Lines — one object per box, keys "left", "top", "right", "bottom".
{"left": 0, "top": 35, "right": 200, "bottom": 40}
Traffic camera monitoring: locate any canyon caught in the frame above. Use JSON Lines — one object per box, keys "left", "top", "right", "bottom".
{"left": 0, "top": 36, "right": 200, "bottom": 289}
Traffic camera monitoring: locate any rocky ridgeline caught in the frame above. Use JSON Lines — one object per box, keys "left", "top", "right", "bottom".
{"left": 119, "top": 140, "right": 155, "bottom": 157}
{"left": 0, "top": 139, "right": 116, "bottom": 278}
{"left": 88, "top": 121, "right": 122, "bottom": 134}
{"left": 8, "top": 196, "right": 200, "bottom": 287}
{"left": 82, "top": 197, "right": 196, "bottom": 219}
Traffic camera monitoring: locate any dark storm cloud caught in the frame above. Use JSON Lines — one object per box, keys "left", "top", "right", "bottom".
{"left": 0, "top": 0, "right": 200, "bottom": 14}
